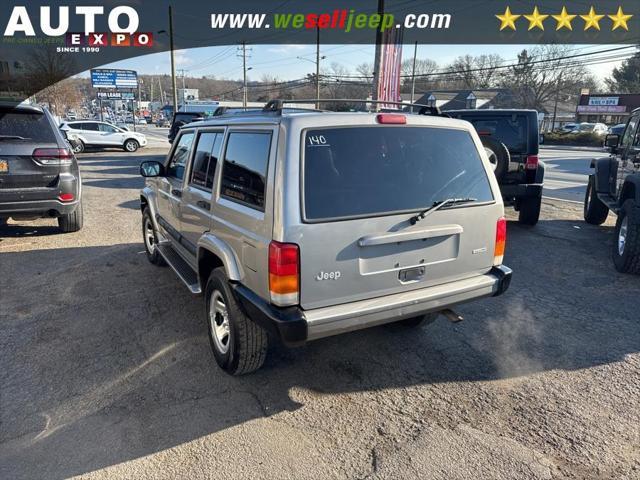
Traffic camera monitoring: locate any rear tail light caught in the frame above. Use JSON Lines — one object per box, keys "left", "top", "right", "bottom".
{"left": 269, "top": 241, "right": 299, "bottom": 306}
{"left": 376, "top": 113, "right": 406, "bottom": 124}
{"left": 58, "top": 193, "right": 74, "bottom": 202}
{"left": 525, "top": 155, "right": 538, "bottom": 170}
{"left": 33, "top": 148, "right": 73, "bottom": 165}
{"left": 494, "top": 217, "right": 507, "bottom": 265}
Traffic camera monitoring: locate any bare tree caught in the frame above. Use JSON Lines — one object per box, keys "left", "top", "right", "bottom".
{"left": 445, "top": 54, "right": 503, "bottom": 89}
{"left": 501, "top": 45, "right": 595, "bottom": 110}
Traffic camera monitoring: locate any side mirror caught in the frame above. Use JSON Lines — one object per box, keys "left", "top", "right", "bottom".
{"left": 605, "top": 134, "right": 619, "bottom": 149}
{"left": 140, "top": 160, "right": 164, "bottom": 177}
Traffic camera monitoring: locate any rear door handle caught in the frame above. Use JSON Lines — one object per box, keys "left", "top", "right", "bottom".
{"left": 196, "top": 200, "right": 211, "bottom": 210}
{"left": 171, "top": 189, "right": 182, "bottom": 197}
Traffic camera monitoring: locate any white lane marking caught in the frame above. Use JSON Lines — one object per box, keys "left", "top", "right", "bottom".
{"left": 542, "top": 196, "right": 583, "bottom": 204}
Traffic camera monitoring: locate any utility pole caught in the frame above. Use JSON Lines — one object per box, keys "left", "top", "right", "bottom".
{"left": 410, "top": 41, "right": 418, "bottom": 112}
{"left": 371, "top": 0, "right": 385, "bottom": 107}
{"left": 241, "top": 41, "right": 248, "bottom": 107}
{"left": 168, "top": 5, "right": 178, "bottom": 113}
{"left": 315, "top": 27, "right": 320, "bottom": 109}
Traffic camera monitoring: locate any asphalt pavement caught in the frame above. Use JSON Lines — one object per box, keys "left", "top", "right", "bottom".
{"left": 540, "top": 145, "right": 609, "bottom": 203}
{"left": 1, "top": 146, "right": 639, "bottom": 479}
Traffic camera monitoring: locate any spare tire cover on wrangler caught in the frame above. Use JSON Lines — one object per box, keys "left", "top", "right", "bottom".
{"left": 480, "top": 136, "right": 509, "bottom": 180}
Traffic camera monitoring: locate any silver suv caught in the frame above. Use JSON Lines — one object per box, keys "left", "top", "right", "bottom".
{"left": 139, "top": 102, "right": 512, "bottom": 375}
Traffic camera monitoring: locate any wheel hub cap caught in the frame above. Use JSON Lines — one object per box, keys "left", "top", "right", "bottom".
{"left": 210, "top": 291, "right": 230, "bottom": 354}
{"left": 618, "top": 216, "right": 628, "bottom": 256}
{"left": 144, "top": 219, "right": 155, "bottom": 253}
{"left": 484, "top": 147, "right": 498, "bottom": 172}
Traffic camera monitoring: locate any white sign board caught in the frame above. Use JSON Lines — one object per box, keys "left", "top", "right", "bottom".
{"left": 588, "top": 97, "right": 619, "bottom": 106}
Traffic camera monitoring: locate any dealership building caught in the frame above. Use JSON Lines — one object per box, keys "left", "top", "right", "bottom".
{"left": 576, "top": 93, "right": 640, "bottom": 125}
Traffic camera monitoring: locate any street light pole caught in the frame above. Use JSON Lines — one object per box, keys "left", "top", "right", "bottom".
{"left": 168, "top": 6, "right": 178, "bottom": 113}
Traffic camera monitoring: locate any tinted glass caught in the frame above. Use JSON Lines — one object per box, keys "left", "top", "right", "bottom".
{"left": 303, "top": 126, "right": 493, "bottom": 221}
{"left": 190, "top": 132, "right": 217, "bottom": 189}
{"left": 462, "top": 115, "right": 528, "bottom": 152}
{"left": 207, "top": 134, "right": 223, "bottom": 189}
{"left": 221, "top": 132, "right": 271, "bottom": 210}
{"left": 99, "top": 123, "right": 118, "bottom": 133}
{"left": 168, "top": 132, "right": 194, "bottom": 180}
{"left": 81, "top": 122, "right": 99, "bottom": 131}
{"left": 0, "top": 109, "right": 56, "bottom": 142}
{"left": 620, "top": 116, "right": 638, "bottom": 148}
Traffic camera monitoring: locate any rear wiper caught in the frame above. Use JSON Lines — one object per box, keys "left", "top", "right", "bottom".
{"left": 0, "top": 135, "right": 30, "bottom": 141}
{"left": 410, "top": 197, "right": 477, "bottom": 225}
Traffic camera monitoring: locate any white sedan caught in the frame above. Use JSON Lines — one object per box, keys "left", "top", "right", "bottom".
{"left": 60, "top": 120, "right": 148, "bottom": 153}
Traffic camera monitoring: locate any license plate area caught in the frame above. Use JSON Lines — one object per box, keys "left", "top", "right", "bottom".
{"left": 399, "top": 266, "right": 425, "bottom": 283}
{"left": 0, "top": 159, "right": 8, "bottom": 173}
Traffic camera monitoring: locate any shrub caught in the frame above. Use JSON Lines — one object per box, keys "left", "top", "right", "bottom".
{"left": 543, "top": 132, "right": 604, "bottom": 147}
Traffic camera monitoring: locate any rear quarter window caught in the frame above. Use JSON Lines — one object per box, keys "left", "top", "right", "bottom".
{"left": 303, "top": 126, "right": 494, "bottom": 221}
{"left": 220, "top": 131, "right": 272, "bottom": 211}
{"left": 0, "top": 110, "right": 56, "bottom": 142}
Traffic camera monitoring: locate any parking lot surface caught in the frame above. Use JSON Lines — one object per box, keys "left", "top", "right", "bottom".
{"left": 1, "top": 147, "right": 639, "bottom": 479}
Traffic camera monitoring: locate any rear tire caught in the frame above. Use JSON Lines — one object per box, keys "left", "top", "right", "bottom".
{"left": 612, "top": 199, "right": 640, "bottom": 274}
{"left": 123, "top": 139, "right": 139, "bottom": 152}
{"left": 480, "top": 136, "right": 509, "bottom": 180}
{"left": 399, "top": 312, "right": 439, "bottom": 327}
{"left": 58, "top": 202, "right": 83, "bottom": 232}
{"left": 142, "top": 208, "right": 166, "bottom": 266}
{"left": 205, "top": 267, "right": 268, "bottom": 375}
{"left": 583, "top": 175, "right": 609, "bottom": 225}
{"left": 518, "top": 195, "right": 541, "bottom": 226}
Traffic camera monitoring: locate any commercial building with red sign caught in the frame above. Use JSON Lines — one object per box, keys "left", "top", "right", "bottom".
{"left": 577, "top": 94, "right": 640, "bottom": 125}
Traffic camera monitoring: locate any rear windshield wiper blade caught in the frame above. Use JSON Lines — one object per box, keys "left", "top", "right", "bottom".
{"left": 410, "top": 197, "right": 477, "bottom": 225}
{"left": 0, "top": 135, "right": 31, "bottom": 141}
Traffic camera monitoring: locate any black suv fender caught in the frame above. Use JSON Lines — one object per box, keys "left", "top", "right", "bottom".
{"left": 590, "top": 157, "right": 613, "bottom": 194}
{"left": 620, "top": 174, "right": 640, "bottom": 206}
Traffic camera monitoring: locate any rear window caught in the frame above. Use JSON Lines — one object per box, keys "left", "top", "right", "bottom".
{"left": 461, "top": 115, "right": 529, "bottom": 152}
{"left": 0, "top": 109, "right": 56, "bottom": 142}
{"left": 303, "top": 126, "right": 493, "bottom": 222}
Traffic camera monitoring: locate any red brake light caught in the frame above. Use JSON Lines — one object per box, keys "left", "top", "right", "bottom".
{"left": 376, "top": 113, "right": 406, "bottom": 124}
{"left": 269, "top": 241, "right": 299, "bottom": 306}
{"left": 58, "top": 193, "right": 74, "bottom": 202}
{"left": 33, "top": 148, "right": 73, "bottom": 165}
{"left": 525, "top": 155, "right": 539, "bottom": 170}
{"left": 494, "top": 217, "right": 507, "bottom": 265}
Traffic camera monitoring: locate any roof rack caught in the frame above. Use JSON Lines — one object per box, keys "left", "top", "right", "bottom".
{"left": 261, "top": 99, "right": 450, "bottom": 117}
{"left": 205, "top": 99, "right": 450, "bottom": 119}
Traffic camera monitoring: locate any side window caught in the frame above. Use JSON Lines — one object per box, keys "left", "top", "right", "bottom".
{"left": 167, "top": 132, "right": 195, "bottom": 180}
{"left": 99, "top": 123, "right": 117, "bottom": 133}
{"left": 220, "top": 131, "right": 272, "bottom": 211}
{"left": 82, "top": 122, "right": 99, "bottom": 131}
{"left": 189, "top": 132, "right": 222, "bottom": 190}
{"left": 620, "top": 116, "right": 639, "bottom": 148}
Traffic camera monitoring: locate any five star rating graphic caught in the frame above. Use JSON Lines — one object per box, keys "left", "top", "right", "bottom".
{"left": 496, "top": 5, "right": 633, "bottom": 31}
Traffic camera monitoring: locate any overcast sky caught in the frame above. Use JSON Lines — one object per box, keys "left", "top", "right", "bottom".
{"left": 94, "top": 44, "right": 627, "bottom": 84}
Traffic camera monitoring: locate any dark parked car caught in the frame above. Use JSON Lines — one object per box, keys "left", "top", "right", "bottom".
{"left": 448, "top": 109, "right": 544, "bottom": 225}
{"left": 0, "top": 103, "right": 83, "bottom": 232}
{"left": 168, "top": 112, "right": 205, "bottom": 143}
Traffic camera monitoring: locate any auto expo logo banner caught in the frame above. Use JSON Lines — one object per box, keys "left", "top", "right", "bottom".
{"left": 0, "top": 0, "right": 638, "bottom": 101}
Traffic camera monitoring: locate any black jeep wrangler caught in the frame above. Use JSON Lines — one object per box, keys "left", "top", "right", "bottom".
{"left": 584, "top": 108, "right": 640, "bottom": 274}
{"left": 448, "top": 109, "right": 544, "bottom": 225}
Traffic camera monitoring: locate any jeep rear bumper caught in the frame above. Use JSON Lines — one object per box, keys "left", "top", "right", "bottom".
{"left": 232, "top": 266, "right": 512, "bottom": 346}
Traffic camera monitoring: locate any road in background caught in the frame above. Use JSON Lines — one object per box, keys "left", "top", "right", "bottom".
{"left": 540, "top": 146, "right": 609, "bottom": 203}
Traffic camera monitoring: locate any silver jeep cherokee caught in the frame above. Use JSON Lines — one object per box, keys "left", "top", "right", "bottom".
{"left": 139, "top": 101, "right": 512, "bottom": 375}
